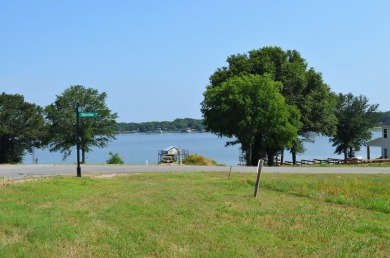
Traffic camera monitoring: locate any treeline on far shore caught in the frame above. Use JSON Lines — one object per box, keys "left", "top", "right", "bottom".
{"left": 116, "top": 118, "right": 205, "bottom": 133}
{"left": 378, "top": 111, "right": 390, "bottom": 123}
{"left": 116, "top": 111, "right": 390, "bottom": 134}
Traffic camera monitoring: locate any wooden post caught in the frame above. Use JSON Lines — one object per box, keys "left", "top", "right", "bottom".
{"left": 253, "top": 159, "right": 263, "bottom": 197}
{"left": 228, "top": 166, "right": 232, "bottom": 179}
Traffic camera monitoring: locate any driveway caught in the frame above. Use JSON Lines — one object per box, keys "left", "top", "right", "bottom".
{"left": 0, "top": 164, "right": 389, "bottom": 180}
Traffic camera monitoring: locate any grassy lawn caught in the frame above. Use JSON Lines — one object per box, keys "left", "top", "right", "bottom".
{"left": 0, "top": 172, "right": 389, "bottom": 257}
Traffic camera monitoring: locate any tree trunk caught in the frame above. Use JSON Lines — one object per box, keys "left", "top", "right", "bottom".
{"left": 82, "top": 149, "right": 86, "bottom": 163}
{"left": 267, "top": 149, "right": 276, "bottom": 166}
{"left": 250, "top": 149, "right": 261, "bottom": 166}
{"left": 281, "top": 149, "right": 284, "bottom": 165}
{"left": 343, "top": 148, "right": 348, "bottom": 161}
{"left": 292, "top": 150, "right": 297, "bottom": 165}
{"left": 246, "top": 145, "right": 252, "bottom": 166}
{"left": 249, "top": 135, "right": 263, "bottom": 166}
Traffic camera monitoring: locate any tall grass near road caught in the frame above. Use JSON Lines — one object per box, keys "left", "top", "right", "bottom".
{"left": 258, "top": 173, "right": 390, "bottom": 213}
{"left": 0, "top": 172, "right": 389, "bottom": 257}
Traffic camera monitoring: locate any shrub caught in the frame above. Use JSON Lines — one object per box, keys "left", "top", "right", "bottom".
{"left": 182, "top": 154, "right": 217, "bottom": 166}
{"left": 106, "top": 152, "right": 124, "bottom": 164}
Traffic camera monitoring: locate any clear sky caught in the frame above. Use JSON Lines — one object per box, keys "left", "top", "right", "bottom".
{"left": 1, "top": 1, "right": 389, "bottom": 122}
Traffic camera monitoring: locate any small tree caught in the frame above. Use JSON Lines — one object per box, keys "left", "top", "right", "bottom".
{"left": 330, "top": 93, "right": 379, "bottom": 159}
{"left": 45, "top": 85, "right": 118, "bottom": 163}
{"left": 106, "top": 152, "right": 124, "bottom": 164}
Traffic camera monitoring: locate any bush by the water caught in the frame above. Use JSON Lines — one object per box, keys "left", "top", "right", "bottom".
{"left": 182, "top": 154, "right": 217, "bottom": 166}
{"left": 106, "top": 152, "right": 124, "bottom": 164}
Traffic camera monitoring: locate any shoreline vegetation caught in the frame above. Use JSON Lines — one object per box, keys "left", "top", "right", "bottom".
{"left": 115, "top": 118, "right": 205, "bottom": 134}
{"left": 115, "top": 118, "right": 389, "bottom": 134}
{"left": 0, "top": 172, "right": 388, "bottom": 257}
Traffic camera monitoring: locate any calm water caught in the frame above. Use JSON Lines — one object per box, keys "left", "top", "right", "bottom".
{"left": 26, "top": 133, "right": 241, "bottom": 165}
{"left": 24, "top": 131, "right": 382, "bottom": 165}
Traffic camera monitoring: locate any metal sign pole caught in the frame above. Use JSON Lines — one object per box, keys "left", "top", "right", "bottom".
{"left": 76, "top": 103, "right": 81, "bottom": 177}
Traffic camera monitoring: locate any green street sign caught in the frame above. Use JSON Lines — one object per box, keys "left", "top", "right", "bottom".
{"left": 79, "top": 112, "right": 98, "bottom": 118}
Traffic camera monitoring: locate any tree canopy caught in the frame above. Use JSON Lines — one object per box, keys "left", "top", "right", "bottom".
{"left": 45, "top": 85, "right": 118, "bottom": 163}
{"left": 203, "top": 46, "right": 337, "bottom": 165}
{"left": 330, "top": 93, "right": 379, "bottom": 159}
{"left": 0, "top": 93, "right": 47, "bottom": 163}
{"left": 202, "top": 74, "right": 301, "bottom": 166}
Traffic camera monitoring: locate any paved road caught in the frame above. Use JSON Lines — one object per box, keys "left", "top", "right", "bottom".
{"left": 0, "top": 164, "right": 389, "bottom": 180}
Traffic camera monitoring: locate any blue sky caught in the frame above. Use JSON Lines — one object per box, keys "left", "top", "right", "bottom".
{"left": 1, "top": 1, "right": 389, "bottom": 122}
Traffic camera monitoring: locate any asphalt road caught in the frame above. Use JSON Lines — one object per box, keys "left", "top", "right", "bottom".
{"left": 0, "top": 164, "right": 389, "bottom": 180}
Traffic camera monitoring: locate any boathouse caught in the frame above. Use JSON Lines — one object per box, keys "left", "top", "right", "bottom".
{"left": 366, "top": 118, "right": 390, "bottom": 159}
{"left": 158, "top": 146, "right": 189, "bottom": 163}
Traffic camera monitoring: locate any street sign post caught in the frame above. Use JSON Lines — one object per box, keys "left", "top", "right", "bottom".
{"left": 76, "top": 104, "right": 81, "bottom": 177}
{"left": 76, "top": 107, "right": 99, "bottom": 177}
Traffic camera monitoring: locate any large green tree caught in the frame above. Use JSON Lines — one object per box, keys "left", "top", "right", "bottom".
{"left": 45, "top": 85, "right": 118, "bottom": 163}
{"left": 206, "top": 46, "right": 337, "bottom": 164}
{"left": 202, "top": 74, "right": 301, "bottom": 166}
{"left": 0, "top": 93, "right": 47, "bottom": 163}
{"left": 330, "top": 93, "right": 379, "bottom": 160}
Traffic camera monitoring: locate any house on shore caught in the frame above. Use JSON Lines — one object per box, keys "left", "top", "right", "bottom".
{"left": 158, "top": 146, "right": 189, "bottom": 163}
{"left": 366, "top": 118, "right": 390, "bottom": 159}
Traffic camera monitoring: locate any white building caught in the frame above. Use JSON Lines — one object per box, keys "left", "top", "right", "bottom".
{"left": 367, "top": 118, "right": 390, "bottom": 159}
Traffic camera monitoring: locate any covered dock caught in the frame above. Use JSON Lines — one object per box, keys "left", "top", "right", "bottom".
{"left": 158, "top": 146, "right": 189, "bottom": 163}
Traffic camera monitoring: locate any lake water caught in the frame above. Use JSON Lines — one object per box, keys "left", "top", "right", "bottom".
{"left": 24, "top": 131, "right": 382, "bottom": 165}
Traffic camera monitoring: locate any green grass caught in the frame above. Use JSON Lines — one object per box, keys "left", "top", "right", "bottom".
{"left": 258, "top": 173, "right": 390, "bottom": 213}
{"left": 0, "top": 172, "right": 389, "bottom": 257}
